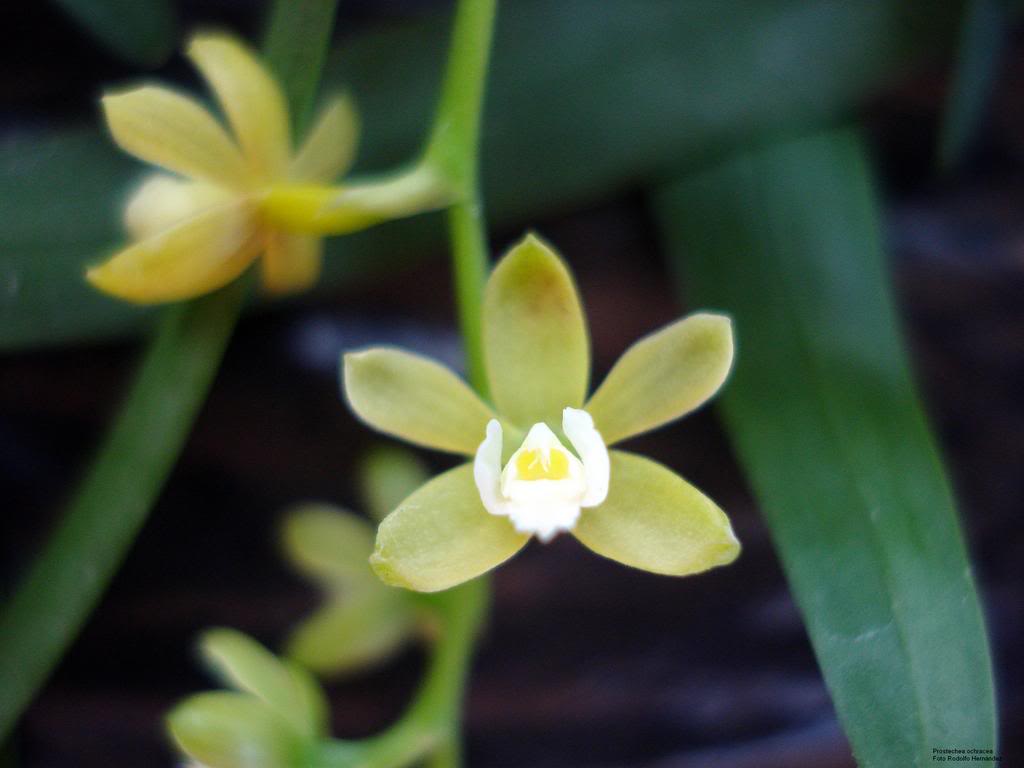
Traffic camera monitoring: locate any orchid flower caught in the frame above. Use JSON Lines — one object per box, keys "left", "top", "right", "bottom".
{"left": 87, "top": 33, "right": 447, "bottom": 304}
{"left": 343, "top": 234, "right": 740, "bottom": 592}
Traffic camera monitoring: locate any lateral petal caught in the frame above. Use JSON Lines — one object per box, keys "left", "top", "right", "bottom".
{"left": 280, "top": 504, "right": 377, "bottom": 590}
{"left": 123, "top": 173, "right": 233, "bottom": 240}
{"left": 285, "top": 592, "right": 415, "bottom": 677}
{"left": 586, "top": 312, "right": 734, "bottom": 445}
{"left": 343, "top": 348, "right": 496, "bottom": 456}
{"left": 102, "top": 86, "right": 250, "bottom": 186}
{"left": 289, "top": 95, "right": 359, "bottom": 183}
{"left": 86, "top": 199, "right": 259, "bottom": 304}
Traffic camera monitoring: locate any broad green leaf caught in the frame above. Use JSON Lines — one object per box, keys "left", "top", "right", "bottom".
{"left": 1, "top": 0, "right": 967, "bottom": 349}
{"left": 655, "top": 127, "right": 995, "bottom": 766}
{"left": 166, "top": 692, "right": 307, "bottom": 768}
{"left": 483, "top": 234, "right": 589, "bottom": 427}
{"left": 285, "top": 591, "right": 415, "bottom": 676}
{"left": 938, "top": 0, "right": 1008, "bottom": 169}
{"left": 52, "top": 0, "right": 176, "bottom": 67}
{"left": 371, "top": 463, "right": 529, "bottom": 592}
{"left": 200, "top": 629, "right": 328, "bottom": 739}
{"left": 585, "top": 313, "right": 733, "bottom": 446}
{"left": 343, "top": 348, "right": 495, "bottom": 455}
{"left": 358, "top": 446, "right": 431, "bottom": 521}
{"left": 280, "top": 504, "right": 376, "bottom": 588}
{"left": 573, "top": 451, "right": 738, "bottom": 576}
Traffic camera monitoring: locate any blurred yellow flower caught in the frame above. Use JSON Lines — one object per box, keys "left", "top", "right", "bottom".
{"left": 87, "top": 33, "right": 447, "bottom": 304}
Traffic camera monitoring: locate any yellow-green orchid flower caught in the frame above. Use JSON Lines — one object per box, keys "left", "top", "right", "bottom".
{"left": 87, "top": 33, "right": 446, "bottom": 304}
{"left": 279, "top": 449, "right": 437, "bottom": 676}
{"left": 343, "top": 234, "right": 740, "bottom": 592}
{"left": 168, "top": 629, "right": 329, "bottom": 768}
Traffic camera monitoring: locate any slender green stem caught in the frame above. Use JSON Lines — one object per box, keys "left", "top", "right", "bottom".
{"left": 426, "top": 0, "right": 497, "bottom": 395}
{"left": 448, "top": 201, "right": 490, "bottom": 394}
{"left": 0, "top": 280, "right": 246, "bottom": 740}
{"left": 0, "top": 0, "right": 339, "bottom": 741}
{"left": 315, "top": 582, "right": 488, "bottom": 768}
{"left": 316, "top": 4, "right": 498, "bottom": 766}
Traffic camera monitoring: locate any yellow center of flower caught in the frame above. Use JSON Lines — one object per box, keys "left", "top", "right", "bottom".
{"left": 515, "top": 448, "right": 571, "bottom": 481}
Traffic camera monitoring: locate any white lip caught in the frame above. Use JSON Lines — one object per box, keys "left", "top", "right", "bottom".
{"left": 473, "top": 408, "right": 610, "bottom": 542}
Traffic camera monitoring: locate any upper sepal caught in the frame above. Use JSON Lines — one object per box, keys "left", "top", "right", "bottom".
{"left": 483, "top": 234, "right": 590, "bottom": 429}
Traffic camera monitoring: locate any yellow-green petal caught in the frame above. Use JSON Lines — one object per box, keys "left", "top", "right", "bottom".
{"left": 167, "top": 692, "right": 306, "bottom": 768}
{"left": 586, "top": 312, "right": 734, "bottom": 445}
{"left": 358, "top": 446, "right": 431, "bottom": 522}
{"left": 261, "top": 230, "right": 322, "bottom": 295}
{"left": 573, "top": 451, "right": 739, "bottom": 576}
{"left": 288, "top": 95, "right": 359, "bottom": 183}
{"left": 483, "top": 234, "right": 589, "bottom": 428}
{"left": 123, "top": 173, "right": 233, "bottom": 240}
{"left": 280, "top": 504, "right": 376, "bottom": 589}
{"left": 343, "top": 348, "right": 496, "bottom": 455}
{"left": 102, "top": 86, "right": 250, "bottom": 187}
{"left": 188, "top": 34, "right": 290, "bottom": 178}
{"left": 86, "top": 199, "right": 259, "bottom": 304}
{"left": 199, "top": 629, "right": 328, "bottom": 739}
{"left": 371, "top": 463, "right": 529, "bottom": 592}
{"left": 285, "top": 591, "right": 415, "bottom": 677}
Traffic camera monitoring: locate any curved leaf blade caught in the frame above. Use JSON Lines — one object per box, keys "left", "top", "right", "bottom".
{"left": 654, "top": 127, "right": 996, "bottom": 766}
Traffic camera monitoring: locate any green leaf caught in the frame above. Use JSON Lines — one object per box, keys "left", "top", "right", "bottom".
{"left": 343, "top": 348, "right": 495, "bottom": 455}
{"left": 262, "top": 0, "right": 340, "bottom": 135}
{"left": 371, "top": 463, "right": 529, "bottom": 592}
{"left": 1, "top": 0, "right": 967, "bottom": 350}
{"left": 574, "top": 451, "right": 739, "bottom": 576}
{"left": 52, "top": 0, "right": 177, "bottom": 67}
{"left": 166, "top": 691, "right": 307, "bottom": 768}
{"left": 0, "top": 278, "right": 246, "bottom": 742}
{"left": 654, "top": 127, "right": 995, "bottom": 766}
{"left": 358, "top": 446, "right": 431, "bottom": 522}
{"left": 285, "top": 591, "right": 415, "bottom": 676}
{"left": 586, "top": 313, "right": 733, "bottom": 446}
{"left": 483, "top": 234, "right": 589, "bottom": 428}
{"left": 199, "top": 628, "right": 328, "bottom": 739}
{"left": 280, "top": 504, "right": 377, "bottom": 588}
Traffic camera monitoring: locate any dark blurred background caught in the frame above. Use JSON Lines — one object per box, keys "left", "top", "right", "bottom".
{"left": 1, "top": 1, "right": 1022, "bottom": 766}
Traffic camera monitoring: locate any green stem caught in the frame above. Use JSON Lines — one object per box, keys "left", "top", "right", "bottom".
{"left": 0, "top": 280, "right": 246, "bottom": 740}
{"left": 315, "top": 582, "right": 488, "bottom": 768}
{"left": 426, "top": 0, "right": 497, "bottom": 395}
{"left": 0, "top": 0, "right": 339, "bottom": 741}
{"left": 316, "top": 4, "right": 498, "bottom": 766}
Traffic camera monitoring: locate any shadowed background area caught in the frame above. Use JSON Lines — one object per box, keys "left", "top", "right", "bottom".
{"left": 1, "top": 1, "right": 1022, "bottom": 765}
